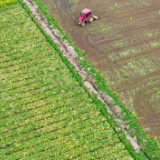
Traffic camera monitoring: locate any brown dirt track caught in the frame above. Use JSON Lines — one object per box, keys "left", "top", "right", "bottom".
{"left": 41, "top": 0, "right": 160, "bottom": 142}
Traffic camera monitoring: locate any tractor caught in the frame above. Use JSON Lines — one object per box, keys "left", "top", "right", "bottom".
{"left": 77, "top": 8, "right": 98, "bottom": 27}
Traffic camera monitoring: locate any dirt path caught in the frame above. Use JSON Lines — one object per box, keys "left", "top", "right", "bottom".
{"left": 42, "top": 0, "right": 160, "bottom": 141}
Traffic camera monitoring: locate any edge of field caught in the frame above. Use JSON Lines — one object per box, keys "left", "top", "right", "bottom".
{"left": 9, "top": 0, "right": 160, "bottom": 159}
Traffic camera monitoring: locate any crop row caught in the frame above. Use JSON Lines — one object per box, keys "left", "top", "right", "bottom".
{"left": 0, "top": 30, "right": 42, "bottom": 47}
{"left": 0, "top": 35, "right": 44, "bottom": 50}
{"left": 25, "top": 133, "right": 117, "bottom": 159}
{"left": 26, "top": 138, "right": 120, "bottom": 160}
{"left": 0, "top": 48, "right": 53, "bottom": 65}
{"left": 1, "top": 115, "right": 113, "bottom": 159}
{"left": 0, "top": 39, "right": 47, "bottom": 56}
{"left": 0, "top": 8, "right": 30, "bottom": 23}
{"left": 0, "top": 67, "right": 69, "bottom": 94}
{"left": 0, "top": 7, "right": 24, "bottom": 17}
{"left": 1, "top": 83, "right": 82, "bottom": 113}
{"left": 0, "top": 91, "right": 87, "bottom": 123}
{"left": 1, "top": 61, "right": 64, "bottom": 86}
{"left": 0, "top": 27, "right": 38, "bottom": 43}
{"left": 0, "top": 40, "right": 52, "bottom": 60}
{"left": 0, "top": 26, "right": 43, "bottom": 43}
{"left": 0, "top": 96, "right": 89, "bottom": 131}
{"left": 0, "top": 50, "right": 56, "bottom": 69}
{"left": 0, "top": 51, "right": 63, "bottom": 74}
{"left": 1, "top": 77, "right": 75, "bottom": 104}
{"left": 1, "top": 109, "right": 101, "bottom": 156}
{"left": 0, "top": 19, "right": 31, "bottom": 31}
{"left": 0, "top": 68, "right": 70, "bottom": 94}
{"left": 1, "top": 117, "right": 101, "bottom": 149}
{"left": 0, "top": 20, "right": 43, "bottom": 38}
{"left": 78, "top": 148, "right": 131, "bottom": 160}
{"left": 0, "top": 38, "right": 46, "bottom": 55}
{"left": 1, "top": 13, "right": 29, "bottom": 25}
{"left": 0, "top": 53, "right": 59, "bottom": 75}
{"left": 1, "top": 47, "right": 52, "bottom": 62}
{"left": 0, "top": 100, "right": 97, "bottom": 141}
{"left": 0, "top": 22, "right": 38, "bottom": 40}
{"left": 2, "top": 91, "right": 86, "bottom": 118}
{"left": 3, "top": 120, "right": 107, "bottom": 154}
{"left": 0, "top": 69, "right": 71, "bottom": 99}
{"left": 2, "top": 81, "right": 79, "bottom": 108}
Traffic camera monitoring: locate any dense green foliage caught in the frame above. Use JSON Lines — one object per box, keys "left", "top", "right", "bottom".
{"left": 0, "top": 0, "right": 17, "bottom": 8}
{"left": 0, "top": 2, "right": 134, "bottom": 159}
{"left": 28, "top": 0, "right": 160, "bottom": 159}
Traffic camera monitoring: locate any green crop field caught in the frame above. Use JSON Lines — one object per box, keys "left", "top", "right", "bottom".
{"left": 0, "top": 2, "right": 135, "bottom": 159}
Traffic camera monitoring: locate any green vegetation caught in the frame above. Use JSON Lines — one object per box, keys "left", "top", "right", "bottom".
{"left": 0, "top": 2, "right": 134, "bottom": 159}
{"left": 114, "top": 3, "right": 118, "bottom": 8}
{"left": 0, "top": 0, "right": 17, "bottom": 8}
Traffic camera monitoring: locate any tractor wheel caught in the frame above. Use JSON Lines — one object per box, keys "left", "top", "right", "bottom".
{"left": 89, "top": 17, "right": 94, "bottom": 23}
{"left": 77, "top": 20, "right": 81, "bottom": 25}
{"left": 76, "top": 20, "right": 79, "bottom": 25}
{"left": 81, "top": 22, "right": 85, "bottom": 27}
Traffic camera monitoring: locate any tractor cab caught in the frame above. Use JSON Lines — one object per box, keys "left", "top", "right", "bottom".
{"left": 79, "top": 8, "right": 92, "bottom": 21}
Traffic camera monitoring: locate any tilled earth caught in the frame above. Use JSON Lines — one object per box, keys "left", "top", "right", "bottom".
{"left": 42, "top": 0, "right": 160, "bottom": 141}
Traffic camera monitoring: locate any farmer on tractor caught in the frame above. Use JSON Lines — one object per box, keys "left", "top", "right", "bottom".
{"left": 77, "top": 8, "right": 98, "bottom": 27}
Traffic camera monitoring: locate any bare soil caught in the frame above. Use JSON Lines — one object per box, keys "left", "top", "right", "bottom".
{"left": 42, "top": 0, "right": 160, "bottom": 141}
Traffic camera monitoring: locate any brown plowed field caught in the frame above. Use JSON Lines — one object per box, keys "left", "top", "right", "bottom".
{"left": 42, "top": 0, "right": 160, "bottom": 141}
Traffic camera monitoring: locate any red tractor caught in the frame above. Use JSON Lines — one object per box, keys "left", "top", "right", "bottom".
{"left": 77, "top": 8, "right": 98, "bottom": 27}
